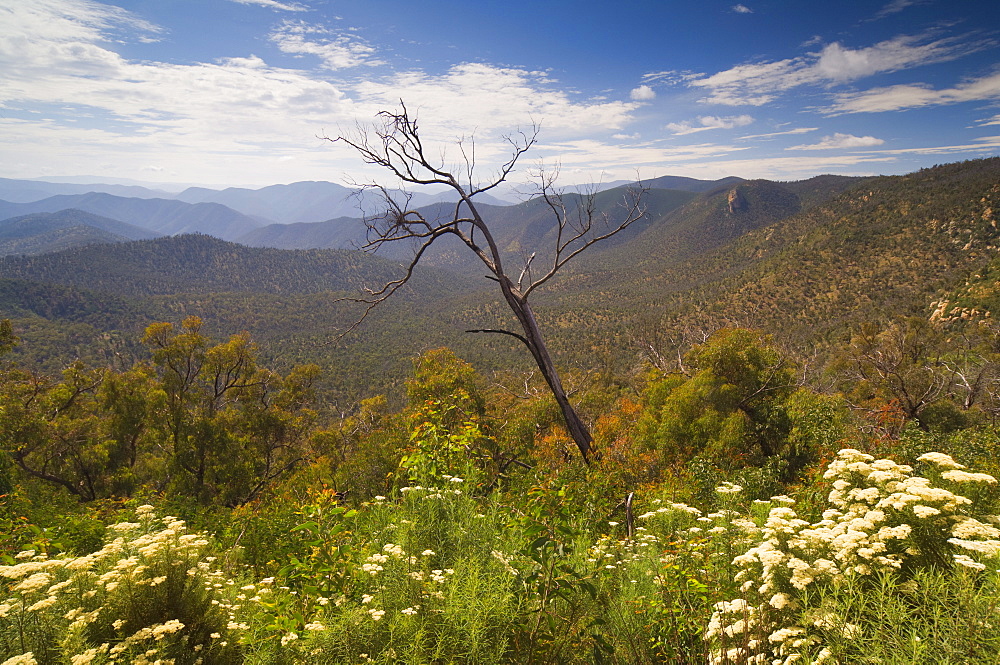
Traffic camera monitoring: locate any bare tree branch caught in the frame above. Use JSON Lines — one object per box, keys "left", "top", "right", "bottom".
{"left": 325, "top": 103, "right": 646, "bottom": 463}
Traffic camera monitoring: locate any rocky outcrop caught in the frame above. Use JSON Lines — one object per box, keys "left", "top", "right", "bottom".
{"left": 728, "top": 188, "right": 748, "bottom": 214}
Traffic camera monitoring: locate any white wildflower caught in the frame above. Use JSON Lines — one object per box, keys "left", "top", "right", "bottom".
{"left": 953, "top": 554, "right": 987, "bottom": 570}
{"left": 916, "top": 452, "right": 964, "bottom": 469}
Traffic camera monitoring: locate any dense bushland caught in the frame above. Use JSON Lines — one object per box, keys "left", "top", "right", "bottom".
{"left": 2, "top": 318, "right": 1000, "bottom": 664}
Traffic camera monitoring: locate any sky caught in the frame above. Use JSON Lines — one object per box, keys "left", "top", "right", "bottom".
{"left": 1, "top": 0, "right": 999, "bottom": 190}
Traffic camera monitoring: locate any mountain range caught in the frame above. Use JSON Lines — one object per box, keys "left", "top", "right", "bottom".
{"left": 0, "top": 175, "right": 743, "bottom": 258}
{"left": 3, "top": 159, "right": 998, "bottom": 404}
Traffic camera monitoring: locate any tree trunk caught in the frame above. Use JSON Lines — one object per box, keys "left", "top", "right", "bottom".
{"left": 510, "top": 297, "right": 593, "bottom": 462}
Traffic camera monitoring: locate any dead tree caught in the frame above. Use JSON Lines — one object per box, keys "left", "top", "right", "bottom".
{"left": 326, "top": 104, "right": 646, "bottom": 463}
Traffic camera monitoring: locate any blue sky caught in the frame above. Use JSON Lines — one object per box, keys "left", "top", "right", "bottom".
{"left": 1, "top": 0, "right": 999, "bottom": 189}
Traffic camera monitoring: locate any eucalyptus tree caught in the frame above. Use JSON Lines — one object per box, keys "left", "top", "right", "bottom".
{"left": 327, "top": 104, "right": 646, "bottom": 462}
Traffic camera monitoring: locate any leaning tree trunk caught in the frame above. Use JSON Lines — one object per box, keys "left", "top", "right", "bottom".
{"left": 509, "top": 296, "right": 594, "bottom": 463}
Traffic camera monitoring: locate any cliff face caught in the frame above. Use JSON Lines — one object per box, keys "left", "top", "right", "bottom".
{"left": 728, "top": 187, "right": 748, "bottom": 214}
{"left": 720, "top": 181, "right": 802, "bottom": 238}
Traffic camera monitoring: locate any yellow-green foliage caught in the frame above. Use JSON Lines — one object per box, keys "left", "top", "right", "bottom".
{"left": 637, "top": 329, "right": 801, "bottom": 471}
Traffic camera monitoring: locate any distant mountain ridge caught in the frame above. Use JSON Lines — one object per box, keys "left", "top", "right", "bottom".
{"left": 0, "top": 193, "right": 262, "bottom": 241}
{"left": 1, "top": 174, "right": 745, "bottom": 224}
{"left": 0, "top": 174, "right": 852, "bottom": 266}
{"left": 0, "top": 209, "right": 158, "bottom": 256}
{"left": 236, "top": 185, "right": 701, "bottom": 273}
{"left": 173, "top": 180, "right": 514, "bottom": 224}
{"left": 0, "top": 233, "right": 462, "bottom": 298}
{"left": 641, "top": 174, "right": 744, "bottom": 193}
{"left": 0, "top": 177, "right": 175, "bottom": 203}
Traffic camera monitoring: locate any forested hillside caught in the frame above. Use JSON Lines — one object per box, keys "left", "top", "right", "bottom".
{"left": 526, "top": 158, "right": 1000, "bottom": 358}
{"left": 0, "top": 210, "right": 157, "bottom": 256}
{"left": 0, "top": 234, "right": 462, "bottom": 297}
{"left": 2, "top": 159, "right": 999, "bottom": 400}
{"left": 3, "top": 159, "right": 1000, "bottom": 665}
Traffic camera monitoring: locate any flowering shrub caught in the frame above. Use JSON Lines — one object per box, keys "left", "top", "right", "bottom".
{"left": 706, "top": 449, "right": 1000, "bottom": 664}
{"left": 0, "top": 506, "right": 243, "bottom": 665}
{"left": 251, "top": 481, "right": 519, "bottom": 664}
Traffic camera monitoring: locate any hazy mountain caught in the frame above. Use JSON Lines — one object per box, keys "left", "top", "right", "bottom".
{"left": 174, "top": 180, "right": 513, "bottom": 225}
{"left": 0, "top": 209, "right": 159, "bottom": 256}
{"left": 0, "top": 209, "right": 158, "bottom": 241}
{"left": 642, "top": 175, "right": 744, "bottom": 193}
{"left": 238, "top": 184, "right": 699, "bottom": 272}
{"left": 0, "top": 226, "right": 127, "bottom": 257}
{"left": 0, "top": 194, "right": 263, "bottom": 241}
{"left": 0, "top": 177, "right": 174, "bottom": 203}
{"left": 237, "top": 216, "right": 367, "bottom": 250}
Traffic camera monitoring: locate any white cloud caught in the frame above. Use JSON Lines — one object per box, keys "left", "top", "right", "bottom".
{"left": 229, "top": 0, "right": 308, "bottom": 11}
{"left": 976, "top": 113, "right": 1000, "bottom": 127}
{"left": 667, "top": 115, "right": 754, "bottom": 135}
{"left": 353, "top": 63, "right": 639, "bottom": 146}
{"left": 740, "top": 127, "right": 818, "bottom": 140}
{"left": 0, "top": 0, "right": 650, "bottom": 184}
{"left": 630, "top": 85, "right": 656, "bottom": 101}
{"left": 545, "top": 148, "right": 900, "bottom": 182}
{"left": 732, "top": 4, "right": 753, "bottom": 14}
{"left": 786, "top": 133, "right": 885, "bottom": 150}
{"left": 269, "top": 20, "right": 381, "bottom": 69}
{"left": 688, "top": 32, "right": 993, "bottom": 106}
{"left": 812, "top": 37, "right": 961, "bottom": 82}
{"left": 655, "top": 154, "right": 897, "bottom": 180}
{"left": 823, "top": 71, "right": 1000, "bottom": 114}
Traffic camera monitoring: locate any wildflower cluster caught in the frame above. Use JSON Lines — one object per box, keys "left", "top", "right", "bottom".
{"left": 0, "top": 506, "right": 243, "bottom": 665}
{"left": 706, "top": 449, "right": 1000, "bottom": 664}
{"left": 354, "top": 541, "right": 455, "bottom": 621}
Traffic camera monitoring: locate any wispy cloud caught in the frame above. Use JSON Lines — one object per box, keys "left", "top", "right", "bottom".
{"left": 823, "top": 71, "right": 1000, "bottom": 114}
{"left": 667, "top": 115, "right": 754, "bottom": 135}
{"left": 688, "top": 32, "right": 993, "bottom": 106}
{"left": 975, "top": 113, "right": 1000, "bottom": 127}
{"left": 787, "top": 133, "right": 885, "bottom": 150}
{"left": 534, "top": 138, "right": 749, "bottom": 176}
{"left": 732, "top": 4, "right": 753, "bottom": 14}
{"left": 229, "top": 0, "right": 309, "bottom": 11}
{"left": 857, "top": 135, "right": 1000, "bottom": 155}
{"left": 740, "top": 127, "right": 818, "bottom": 140}
{"left": 651, "top": 154, "right": 897, "bottom": 180}
{"left": 874, "top": 0, "right": 922, "bottom": 19}
{"left": 640, "top": 70, "right": 703, "bottom": 86}
{"left": 269, "top": 20, "right": 381, "bottom": 69}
